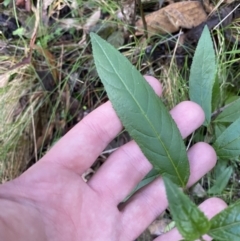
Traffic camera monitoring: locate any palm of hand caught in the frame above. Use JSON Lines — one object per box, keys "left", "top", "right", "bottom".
{"left": 15, "top": 162, "right": 121, "bottom": 241}
{"left": 0, "top": 77, "right": 218, "bottom": 241}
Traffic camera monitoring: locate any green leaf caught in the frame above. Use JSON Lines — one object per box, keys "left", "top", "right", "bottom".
{"left": 208, "top": 166, "right": 232, "bottom": 195}
{"left": 213, "top": 159, "right": 229, "bottom": 177}
{"left": 208, "top": 201, "right": 240, "bottom": 240}
{"left": 164, "top": 177, "right": 210, "bottom": 240}
{"left": 3, "top": 0, "right": 11, "bottom": 6}
{"left": 107, "top": 31, "right": 125, "bottom": 48}
{"left": 212, "top": 77, "right": 221, "bottom": 113}
{"left": 214, "top": 98, "right": 240, "bottom": 123}
{"left": 12, "top": 27, "right": 25, "bottom": 37}
{"left": 90, "top": 32, "right": 189, "bottom": 187}
{"left": 214, "top": 123, "right": 227, "bottom": 140}
{"left": 213, "top": 116, "right": 240, "bottom": 159}
{"left": 225, "top": 95, "right": 239, "bottom": 104}
{"left": 124, "top": 169, "right": 159, "bottom": 201}
{"left": 133, "top": 168, "right": 159, "bottom": 191}
{"left": 189, "top": 25, "right": 216, "bottom": 126}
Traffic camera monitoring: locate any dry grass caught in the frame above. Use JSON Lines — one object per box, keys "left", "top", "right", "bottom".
{"left": 0, "top": 60, "right": 35, "bottom": 181}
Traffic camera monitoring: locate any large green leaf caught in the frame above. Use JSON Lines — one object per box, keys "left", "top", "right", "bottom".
{"left": 90, "top": 32, "right": 189, "bottom": 187}
{"left": 214, "top": 98, "right": 240, "bottom": 123}
{"left": 208, "top": 201, "right": 240, "bottom": 240}
{"left": 164, "top": 177, "right": 210, "bottom": 240}
{"left": 213, "top": 116, "right": 240, "bottom": 159}
{"left": 189, "top": 26, "right": 216, "bottom": 126}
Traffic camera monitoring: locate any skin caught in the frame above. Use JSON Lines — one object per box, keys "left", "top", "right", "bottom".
{"left": 0, "top": 76, "right": 227, "bottom": 241}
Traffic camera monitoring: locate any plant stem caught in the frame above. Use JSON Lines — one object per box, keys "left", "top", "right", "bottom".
{"left": 137, "top": 0, "right": 148, "bottom": 39}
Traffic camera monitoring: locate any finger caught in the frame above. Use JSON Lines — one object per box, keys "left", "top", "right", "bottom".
{"left": 154, "top": 198, "right": 227, "bottom": 241}
{"left": 40, "top": 76, "right": 162, "bottom": 174}
{"left": 119, "top": 142, "right": 217, "bottom": 241}
{"left": 170, "top": 100, "right": 205, "bottom": 137}
{"left": 88, "top": 101, "right": 205, "bottom": 204}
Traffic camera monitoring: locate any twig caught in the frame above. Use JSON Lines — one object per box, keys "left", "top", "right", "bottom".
{"left": 167, "top": 29, "right": 183, "bottom": 107}
{"left": 31, "top": 105, "right": 38, "bottom": 163}
{"left": 213, "top": 3, "right": 240, "bottom": 30}
{"left": 101, "top": 147, "right": 119, "bottom": 155}
{"left": 156, "top": 32, "right": 184, "bottom": 46}
{"left": 211, "top": 103, "right": 231, "bottom": 118}
{"left": 137, "top": 0, "right": 148, "bottom": 39}
{"left": 186, "top": 131, "right": 195, "bottom": 151}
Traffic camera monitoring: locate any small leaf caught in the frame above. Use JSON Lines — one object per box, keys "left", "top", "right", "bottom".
{"left": 164, "top": 177, "right": 210, "bottom": 240}
{"left": 90, "top": 33, "right": 189, "bottom": 186}
{"left": 208, "top": 166, "right": 232, "bottom": 195}
{"left": 3, "top": 0, "right": 11, "bottom": 6}
{"left": 214, "top": 123, "right": 227, "bottom": 140}
{"left": 213, "top": 116, "right": 240, "bottom": 159}
{"left": 211, "top": 77, "right": 220, "bottom": 113}
{"left": 125, "top": 169, "right": 159, "bottom": 201}
{"left": 189, "top": 25, "right": 216, "bottom": 126}
{"left": 133, "top": 169, "right": 159, "bottom": 191}
{"left": 107, "top": 31, "right": 125, "bottom": 48}
{"left": 214, "top": 159, "right": 228, "bottom": 176}
{"left": 214, "top": 98, "right": 240, "bottom": 123}
{"left": 13, "top": 27, "right": 25, "bottom": 37}
{"left": 208, "top": 201, "right": 240, "bottom": 240}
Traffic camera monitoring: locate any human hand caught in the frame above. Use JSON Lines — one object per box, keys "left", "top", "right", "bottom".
{"left": 0, "top": 76, "right": 226, "bottom": 241}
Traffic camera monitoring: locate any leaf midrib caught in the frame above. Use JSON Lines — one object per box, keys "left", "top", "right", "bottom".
{"left": 95, "top": 38, "right": 184, "bottom": 186}
{"left": 210, "top": 219, "right": 240, "bottom": 236}
{"left": 216, "top": 134, "right": 240, "bottom": 152}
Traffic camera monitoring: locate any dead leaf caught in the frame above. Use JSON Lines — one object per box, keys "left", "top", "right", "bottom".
{"left": 84, "top": 9, "right": 101, "bottom": 33}
{"left": 34, "top": 46, "right": 59, "bottom": 86}
{"left": 148, "top": 219, "right": 171, "bottom": 236}
{"left": 120, "top": 0, "right": 136, "bottom": 25}
{"left": 191, "top": 183, "right": 207, "bottom": 198}
{"left": 82, "top": 168, "right": 95, "bottom": 182}
{"left": 136, "top": 1, "right": 207, "bottom": 36}
{"left": 202, "top": 0, "right": 214, "bottom": 13}
{"left": 185, "top": 5, "right": 236, "bottom": 44}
